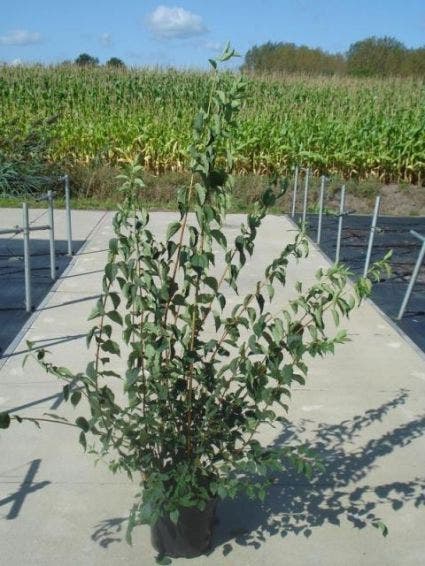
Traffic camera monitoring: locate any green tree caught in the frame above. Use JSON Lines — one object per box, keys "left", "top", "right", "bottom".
{"left": 403, "top": 47, "right": 425, "bottom": 77}
{"left": 346, "top": 36, "right": 406, "bottom": 77}
{"left": 242, "top": 41, "right": 345, "bottom": 75}
{"left": 74, "top": 53, "right": 99, "bottom": 67}
{"left": 106, "top": 57, "right": 126, "bottom": 69}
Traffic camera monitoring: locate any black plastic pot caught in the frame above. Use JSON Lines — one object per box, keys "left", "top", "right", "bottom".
{"left": 151, "top": 499, "right": 217, "bottom": 558}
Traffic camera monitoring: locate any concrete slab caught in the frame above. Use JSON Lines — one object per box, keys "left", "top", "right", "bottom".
{"left": 0, "top": 212, "right": 424, "bottom": 565}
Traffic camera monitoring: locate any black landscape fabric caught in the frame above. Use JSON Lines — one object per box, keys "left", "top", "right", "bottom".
{"left": 293, "top": 214, "right": 425, "bottom": 353}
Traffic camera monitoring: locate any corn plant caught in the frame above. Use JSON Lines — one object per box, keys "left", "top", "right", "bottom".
{"left": 0, "top": 63, "right": 423, "bottom": 182}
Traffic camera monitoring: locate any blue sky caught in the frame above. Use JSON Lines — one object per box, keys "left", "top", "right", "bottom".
{"left": 1, "top": 0, "right": 424, "bottom": 67}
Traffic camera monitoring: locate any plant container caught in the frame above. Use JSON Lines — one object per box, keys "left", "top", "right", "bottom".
{"left": 151, "top": 500, "right": 217, "bottom": 558}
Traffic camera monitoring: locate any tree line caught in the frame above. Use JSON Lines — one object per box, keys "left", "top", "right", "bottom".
{"left": 71, "top": 53, "right": 126, "bottom": 68}
{"left": 242, "top": 37, "right": 425, "bottom": 77}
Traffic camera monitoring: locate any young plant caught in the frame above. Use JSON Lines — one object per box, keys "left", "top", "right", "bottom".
{"left": 10, "top": 46, "right": 390, "bottom": 550}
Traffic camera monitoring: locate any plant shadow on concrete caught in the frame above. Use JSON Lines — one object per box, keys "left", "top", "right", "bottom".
{"left": 89, "top": 389, "right": 425, "bottom": 553}
{"left": 91, "top": 516, "right": 128, "bottom": 549}
{"left": 212, "top": 389, "right": 425, "bottom": 555}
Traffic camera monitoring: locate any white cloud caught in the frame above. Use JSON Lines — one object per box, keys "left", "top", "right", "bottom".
{"left": 146, "top": 6, "right": 207, "bottom": 39}
{"left": 0, "top": 29, "right": 43, "bottom": 46}
{"left": 204, "top": 40, "right": 223, "bottom": 52}
{"left": 10, "top": 58, "right": 22, "bottom": 66}
{"left": 99, "top": 32, "right": 113, "bottom": 47}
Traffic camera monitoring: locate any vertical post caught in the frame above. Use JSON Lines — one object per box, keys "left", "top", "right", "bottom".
{"left": 48, "top": 190, "right": 56, "bottom": 281}
{"left": 363, "top": 195, "right": 381, "bottom": 277}
{"left": 64, "top": 174, "right": 73, "bottom": 256}
{"left": 22, "top": 203, "right": 32, "bottom": 313}
{"left": 335, "top": 185, "right": 346, "bottom": 264}
{"left": 397, "top": 234, "right": 425, "bottom": 320}
{"left": 291, "top": 166, "right": 299, "bottom": 218}
{"left": 302, "top": 167, "right": 310, "bottom": 226}
{"left": 316, "top": 175, "right": 326, "bottom": 244}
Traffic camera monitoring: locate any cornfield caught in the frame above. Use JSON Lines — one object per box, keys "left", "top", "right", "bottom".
{"left": 0, "top": 65, "right": 424, "bottom": 182}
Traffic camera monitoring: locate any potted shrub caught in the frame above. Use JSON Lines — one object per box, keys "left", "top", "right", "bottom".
{"left": 3, "top": 45, "right": 389, "bottom": 561}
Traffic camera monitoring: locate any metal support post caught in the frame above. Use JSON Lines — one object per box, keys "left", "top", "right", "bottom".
{"left": 64, "top": 174, "right": 73, "bottom": 256}
{"left": 335, "top": 185, "right": 346, "bottom": 264}
{"left": 316, "top": 175, "right": 326, "bottom": 244}
{"left": 302, "top": 167, "right": 310, "bottom": 226}
{"left": 48, "top": 190, "right": 56, "bottom": 280}
{"left": 397, "top": 230, "right": 425, "bottom": 320}
{"left": 291, "top": 166, "right": 299, "bottom": 218}
{"left": 363, "top": 195, "right": 381, "bottom": 277}
{"left": 22, "top": 203, "right": 32, "bottom": 313}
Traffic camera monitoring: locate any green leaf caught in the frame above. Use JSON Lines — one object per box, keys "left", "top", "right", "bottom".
{"left": 204, "top": 276, "right": 218, "bottom": 292}
{"left": 195, "top": 183, "right": 207, "bottom": 205}
{"left": 101, "top": 340, "right": 121, "bottom": 356}
{"left": 373, "top": 521, "right": 389, "bottom": 537}
{"left": 109, "top": 292, "right": 121, "bottom": 310}
{"left": 88, "top": 299, "right": 104, "bottom": 321}
{"left": 166, "top": 221, "right": 181, "bottom": 241}
{"left": 191, "top": 254, "right": 208, "bottom": 269}
{"left": 170, "top": 509, "right": 179, "bottom": 525}
{"left": 256, "top": 293, "right": 265, "bottom": 313}
{"left": 211, "top": 229, "right": 227, "bottom": 249}
{"left": 331, "top": 309, "right": 340, "bottom": 326}
{"left": 105, "top": 262, "right": 118, "bottom": 282}
{"left": 156, "top": 556, "right": 172, "bottom": 566}
{"left": 109, "top": 238, "right": 118, "bottom": 254}
{"left": 266, "top": 284, "right": 275, "bottom": 301}
{"left": 70, "top": 391, "right": 82, "bottom": 407}
{"left": 106, "top": 310, "right": 123, "bottom": 326}
{"left": 125, "top": 368, "right": 139, "bottom": 389}
{"left": 79, "top": 431, "right": 87, "bottom": 451}
{"left": 76, "top": 416, "right": 89, "bottom": 432}
{"left": 0, "top": 412, "right": 11, "bottom": 429}
{"left": 63, "top": 384, "right": 70, "bottom": 401}
{"left": 335, "top": 329, "right": 348, "bottom": 343}
{"left": 86, "top": 361, "right": 96, "bottom": 381}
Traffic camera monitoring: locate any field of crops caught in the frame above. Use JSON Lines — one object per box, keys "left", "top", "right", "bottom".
{"left": 0, "top": 66, "right": 424, "bottom": 182}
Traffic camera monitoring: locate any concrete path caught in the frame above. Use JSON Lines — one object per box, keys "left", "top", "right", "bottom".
{"left": 0, "top": 212, "right": 424, "bottom": 566}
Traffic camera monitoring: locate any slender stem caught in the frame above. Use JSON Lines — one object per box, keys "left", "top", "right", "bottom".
{"left": 186, "top": 227, "right": 205, "bottom": 456}
{"left": 11, "top": 416, "right": 78, "bottom": 428}
{"left": 163, "top": 175, "right": 194, "bottom": 331}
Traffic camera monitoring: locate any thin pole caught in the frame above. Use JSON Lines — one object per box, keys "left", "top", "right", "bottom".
{"left": 302, "top": 167, "right": 310, "bottom": 226}
{"left": 48, "top": 190, "right": 56, "bottom": 280}
{"left": 316, "top": 175, "right": 326, "bottom": 244}
{"left": 363, "top": 195, "right": 381, "bottom": 277}
{"left": 291, "top": 166, "right": 299, "bottom": 218}
{"left": 397, "top": 232, "right": 425, "bottom": 320}
{"left": 335, "top": 185, "right": 346, "bottom": 264}
{"left": 22, "top": 203, "right": 32, "bottom": 313}
{"left": 64, "top": 174, "right": 73, "bottom": 256}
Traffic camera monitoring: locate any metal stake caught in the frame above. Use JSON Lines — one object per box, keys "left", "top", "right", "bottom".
{"left": 48, "top": 190, "right": 56, "bottom": 280}
{"left": 316, "top": 175, "right": 326, "bottom": 244}
{"left": 22, "top": 203, "right": 32, "bottom": 312}
{"left": 64, "top": 174, "right": 73, "bottom": 256}
{"left": 291, "top": 166, "right": 299, "bottom": 218}
{"left": 397, "top": 230, "right": 425, "bottom": 320}
{"left": 302, "top": 167, "right": 310, "bottom": 226}
{"left": 363, "top": 195, "right": 381, "bottom": 277}
{"left": 335, "top": 185, "right": 346, "bottom": 264}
